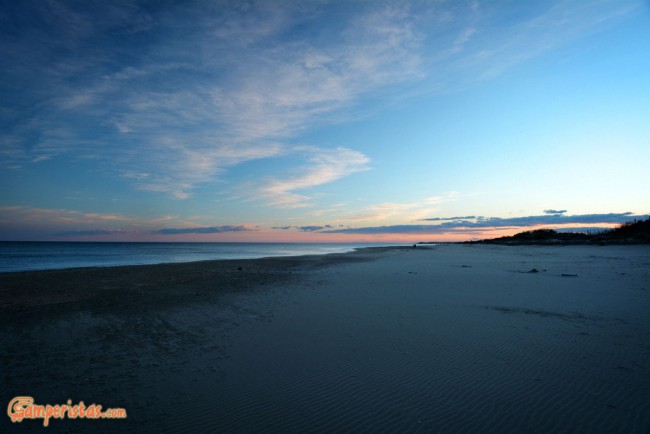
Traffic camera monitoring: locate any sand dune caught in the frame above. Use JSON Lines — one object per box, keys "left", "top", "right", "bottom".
{"left": 2, "top": 245, "right": 649, "bottom": 433}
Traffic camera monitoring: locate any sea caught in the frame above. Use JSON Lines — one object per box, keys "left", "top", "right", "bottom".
{"left": 0, "top": 242, "right": 398, "bottom": 273}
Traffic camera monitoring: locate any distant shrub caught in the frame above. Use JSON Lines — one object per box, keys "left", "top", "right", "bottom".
{"left": 473, "top": 217, "right": 650, "bottom": 245}
{"left": 601, "top": 217, "right": 650, "bottom": 241}
{"left": 511, "top": 229, "right": 557, "bottom": 240}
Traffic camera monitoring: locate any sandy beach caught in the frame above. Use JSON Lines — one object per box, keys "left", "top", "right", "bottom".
{"left": 2, "top": 244, "right": 649, "bottom": 433}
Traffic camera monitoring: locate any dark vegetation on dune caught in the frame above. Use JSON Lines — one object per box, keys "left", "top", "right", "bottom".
{"left": 467, "top": 217, "right": 650, "bottom": 245}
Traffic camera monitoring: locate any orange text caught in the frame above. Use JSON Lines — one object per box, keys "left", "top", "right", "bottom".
{"left": 7, "top": 396, "right": 127, "bottom": 427}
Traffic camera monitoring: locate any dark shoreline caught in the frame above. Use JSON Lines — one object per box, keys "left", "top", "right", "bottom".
{"left": 0, "top": 246, "right": 406, "bottom": 324}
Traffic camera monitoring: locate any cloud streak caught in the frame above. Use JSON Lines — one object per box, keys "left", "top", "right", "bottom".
{"left": 155, "top": 226, "right": 252, "bottom": 235}
{"left": 272, "top": 225, "right": 335, "bottom": 232}
{"left": 52, "top": 229, "right": 123, "bottom": 237}
{"left": 326, "top": 212, "right": 647, "bottom": 234}
{"left": 0, "top": 205, "right": 132, "bottom": 226}
{"left": 421, "top": 212, "right": 643, "bottom": 227}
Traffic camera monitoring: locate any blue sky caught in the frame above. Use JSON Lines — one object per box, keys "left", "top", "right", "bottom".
{"left": 1, "top": 0, "right": 649, "bottom": 242}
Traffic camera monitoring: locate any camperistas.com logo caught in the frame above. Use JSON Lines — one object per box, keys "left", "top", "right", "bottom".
{"left": 8, "top": 396, "right": 127, "bottom": 427}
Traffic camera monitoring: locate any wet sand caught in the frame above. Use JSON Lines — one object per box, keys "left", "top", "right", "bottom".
{"left": 2, "top": 245, "right": 650, "bottom": 433}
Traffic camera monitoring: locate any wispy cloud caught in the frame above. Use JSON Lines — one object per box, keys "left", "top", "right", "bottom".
{"left": 343, "top": 192, "right": 460, "bottom": 222}
{"left": 253, "top": 147, "right": 370, "bottom": 208}
{"left": 464, "top": 0, "right": 638, "bottom": 80}
{"left": 128, "top": 140, "right": 284, "bottom": 199}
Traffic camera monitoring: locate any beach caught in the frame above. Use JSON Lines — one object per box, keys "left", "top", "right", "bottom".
{"left": 2, "top": 244, "right": 650, "bottom": 433}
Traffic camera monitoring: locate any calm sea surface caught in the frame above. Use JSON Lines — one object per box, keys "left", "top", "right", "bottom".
{"left": 0, "top": 242, "right": 398, "bottom": 273}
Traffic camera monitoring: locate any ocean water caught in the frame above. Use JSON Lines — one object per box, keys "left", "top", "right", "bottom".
{"left": 0, "top": 242, "right": 395, "bottom": 273}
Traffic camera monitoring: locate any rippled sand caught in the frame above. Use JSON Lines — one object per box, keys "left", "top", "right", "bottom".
{"left": 2, "top": 245, "right": 650, "bottom": 433}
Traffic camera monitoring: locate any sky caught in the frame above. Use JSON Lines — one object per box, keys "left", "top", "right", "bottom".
{"left": 1, "top": 0, "right": 649, "bottom": 243}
